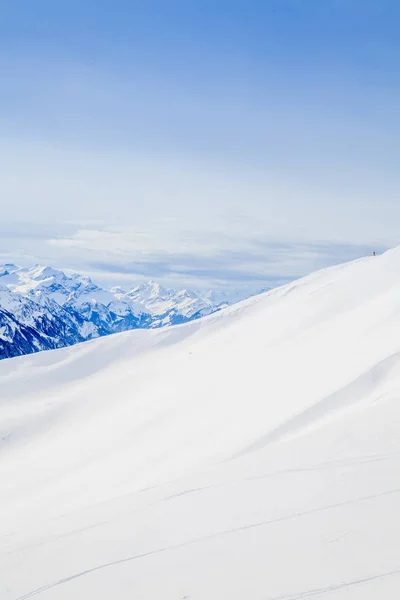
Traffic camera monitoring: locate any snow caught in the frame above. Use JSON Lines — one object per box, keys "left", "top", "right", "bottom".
{"left": 0, "top": 265, "right": 236, "bottom": 337}
{"left": 0, "top": 264, "right": 123, "bottom": 308}
{"left": 1, "top": 249, "right": 400, "bottom": 598}
{"left": 0, "top": 286, "right": 42, "bottom": 326}
{"left": 198, "top": 285, "right": 270, "bottom": 306}
{"left": 126, "top": 280, "right": 213, "bottom": 319}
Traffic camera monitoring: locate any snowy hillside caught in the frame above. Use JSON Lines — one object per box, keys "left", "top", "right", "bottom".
{"left": 0, "top": 264, "right": 245, "bottom": 359}
{"left": 1, "top": 249, "right": 400, "bottom": 598}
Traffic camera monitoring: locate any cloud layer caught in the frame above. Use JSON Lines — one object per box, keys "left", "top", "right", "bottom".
{"left": 0, "top": 221, "right": 384, "bottom": 293}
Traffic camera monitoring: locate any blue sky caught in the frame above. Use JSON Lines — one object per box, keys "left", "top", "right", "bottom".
{"left": 0, "top": 1, "right": 399, "bottom": 291}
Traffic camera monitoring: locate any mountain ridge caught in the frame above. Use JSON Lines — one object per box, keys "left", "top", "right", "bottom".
{"left": 0, "top": 263, "right": 266, "bottom": 359}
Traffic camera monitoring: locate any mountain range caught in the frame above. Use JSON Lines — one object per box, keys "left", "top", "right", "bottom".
{"left": 0, "top": 264, "right": 265, "bottom": 359}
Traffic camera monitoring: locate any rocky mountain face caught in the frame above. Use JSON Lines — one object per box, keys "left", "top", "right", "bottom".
{"left": 0, "top": 283, "right": 86, "bottom": 360}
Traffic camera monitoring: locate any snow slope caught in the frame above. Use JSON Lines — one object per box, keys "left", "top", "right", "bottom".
{"left": 1, "top": 249, "right": 400, "bottom": 599}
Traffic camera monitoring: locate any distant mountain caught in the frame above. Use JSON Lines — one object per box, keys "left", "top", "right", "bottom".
{"left": 0, "top": 265, "right": 149, "bottom": 340}
{"left": 0, "top": 284, "right": 86, "bottom": 360}
{"left": 196, "top": 287, "right": 269, "bottom": 307}
{"left": 0, "top": 264, "right": 265, "bottom": 359}
{"left": 121, "top": 281, "right": 217, "bottom": 327}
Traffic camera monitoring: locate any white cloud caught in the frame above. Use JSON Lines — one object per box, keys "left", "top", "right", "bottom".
{"left": 43, "top": 222, "right": 381, "bottom": 291}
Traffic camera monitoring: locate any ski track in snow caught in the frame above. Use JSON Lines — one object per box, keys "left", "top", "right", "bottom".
{"left": 16, "top": 567, "right": 400, "bottom": 600}
{"left": 267, "top": 568, "right": 400, "bottom": 599}
{"left": 13, "top": 485, "right": 400, "bottom": 600}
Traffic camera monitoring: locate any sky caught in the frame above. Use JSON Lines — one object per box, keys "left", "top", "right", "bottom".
{"left": 0, "top": 0, "right": 399, "bottom": 292}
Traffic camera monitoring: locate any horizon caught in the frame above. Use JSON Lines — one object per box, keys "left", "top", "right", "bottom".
{"left": 1, "top": 1, "right": 399, "bottom": 289}
{"left": 0, "top": 259, "right": 273, "bottom": 299}
{"left": 0, "top": 245, "right": 387, "bottom": 297}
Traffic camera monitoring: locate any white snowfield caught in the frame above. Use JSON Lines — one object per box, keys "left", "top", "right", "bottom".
{"left": 1, "top": 249, "right": 400, "bottom": 599}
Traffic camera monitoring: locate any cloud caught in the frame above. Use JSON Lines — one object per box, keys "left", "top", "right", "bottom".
{"left": 45, "top": 224, "right": 384, "bottom": 291}
{"left": 0, "top": 215, "right": 388, "bottom": 292}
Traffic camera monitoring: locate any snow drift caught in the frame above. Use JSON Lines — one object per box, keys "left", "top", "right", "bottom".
{"left": 1, "top": 249, "right": 400, "bottom": 599}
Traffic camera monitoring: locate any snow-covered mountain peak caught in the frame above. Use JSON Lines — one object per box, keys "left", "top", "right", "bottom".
{"left": 1, "top": 264, "right": 72, "bottom": 298}
{"left": 128, "top": 280, "right": 170, "bottom": 302}
{"left": 174, "top": 288, "right": 198, "bottom": 299}
{"left": 0, "top": 263, "right": 264, "bottom": 358}
{"left": 124, "top": 280, "right": 213, "bottom": 321}
{"left": 26, "top": 264, "right": 65, "bottom": 280}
